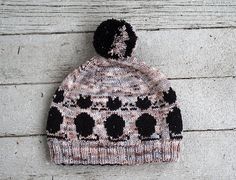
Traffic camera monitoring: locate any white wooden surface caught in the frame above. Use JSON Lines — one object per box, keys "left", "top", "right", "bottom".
{"left": 1, "top": 0, "right": 236, "bottom": 34}
{"left": 0, "top": 0, "right": 236, "bottom": 179}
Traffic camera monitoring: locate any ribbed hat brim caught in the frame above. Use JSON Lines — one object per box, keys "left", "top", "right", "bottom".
{"left": 47, "top": 138, "right": 181, "bottom": 165}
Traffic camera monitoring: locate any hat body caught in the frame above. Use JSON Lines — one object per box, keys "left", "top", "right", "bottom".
{"left": 46, "top": 56, "right": 183, "bottom": 165}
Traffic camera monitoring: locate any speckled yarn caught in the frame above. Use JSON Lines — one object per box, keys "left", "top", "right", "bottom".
{"left": 46, "top": 19, "right": 183, "bottom": 165}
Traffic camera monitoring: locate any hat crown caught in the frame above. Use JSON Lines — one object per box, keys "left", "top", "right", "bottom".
{"left": 61, "top": 56, "right": 170, "bottom": 97}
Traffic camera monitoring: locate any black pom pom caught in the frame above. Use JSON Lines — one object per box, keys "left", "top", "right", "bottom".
{"left": 93, "top": 19, "right": 137, "bottom": 59}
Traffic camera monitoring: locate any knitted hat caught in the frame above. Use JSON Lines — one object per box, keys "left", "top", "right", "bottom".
{"left": 46, "top": 19, "right": 183, "bottom": 165}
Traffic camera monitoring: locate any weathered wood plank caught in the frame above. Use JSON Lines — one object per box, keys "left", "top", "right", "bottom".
{"left": 0, "top": 131, "right": 235, "bottom": 179}
{"left": 0, "top": 77, "right": 235, "bottom": 136}
{"left": 0, "top": 176, "right": 52, "bottom": 180}
{"left": 0, "top": 0, "right": 236, "bottom": 34}
{"left": 0, "top": 29, "right": 235, "bottom": 84}
{"left": 0, "top": 83, "right": 56, "bottom": 136}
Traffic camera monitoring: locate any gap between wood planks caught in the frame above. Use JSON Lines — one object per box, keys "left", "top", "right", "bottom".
{"left": 0, "top": 75, "right": 234, "bottom": 86}
{"left": 0, "top": 26, "right": 235, "bottom": 36}
{"left": 0, "top": 128, "right": 235, "bottom": 138}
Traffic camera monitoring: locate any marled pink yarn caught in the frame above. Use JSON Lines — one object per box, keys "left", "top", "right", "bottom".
{"left": 46, "top": 56, "right": 182, "bottom": 165}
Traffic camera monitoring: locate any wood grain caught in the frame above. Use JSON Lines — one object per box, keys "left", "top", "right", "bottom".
{"left": 1, "top": 0, "right": 236, "bottom": 34}
{"left": 0, "top": 29, "right": 235, "bottom": 85}
{"left": 0, "top": 77, "right": 235, "bottom": 136}
{"left": 1, "top": 131, "right": 235, "bottom": 179}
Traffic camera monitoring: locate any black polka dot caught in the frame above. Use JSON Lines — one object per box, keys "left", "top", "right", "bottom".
{"left": 136, "top": 96, "right": 151, "bottom": 110}
{"left": 53, "top": 88, "right": 64, "bottom": 103}
{"left": 46, "top": 106, "right": 63, "bottom": 133}
{"left": 74, "top": 113, "right": 95, "bottom": 137}
{"left": 106, "top": 97, "right": 122, "bottom": 111}
{"left": 104, "top": 114, "right": 125, "bottom": 139}
{"left": 136, "top": 113, "right": 156, "bottom": 137}
{"left": 163, "top": 87, "right": 176, "bottom": 104}
{"left": 77, "top": 94, "right": 93, "bottom": 109}
{"left": 166, "top": 107, "right": 183, "bottom": 139}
